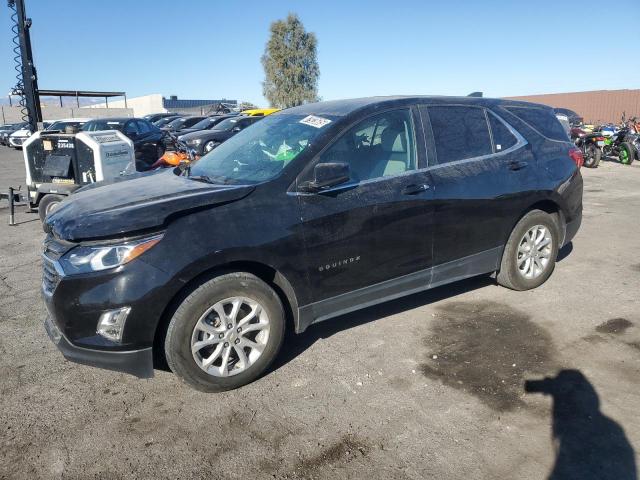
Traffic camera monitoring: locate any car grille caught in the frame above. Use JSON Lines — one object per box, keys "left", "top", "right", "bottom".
{"left": 41, "top": 235, "right": 73, "bottom": 296}
{"left": 11, "top": 137, "right": 24, "bottom": 146}
{"left": 42, "top": 254, "right": 61, "bottom": 296}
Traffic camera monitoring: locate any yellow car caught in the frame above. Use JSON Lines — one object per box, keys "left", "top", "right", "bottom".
{"left": 241, "top": 108, "right": 280, "bottom": 117}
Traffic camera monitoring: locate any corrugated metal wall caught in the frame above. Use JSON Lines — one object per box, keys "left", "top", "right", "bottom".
{"left": 504, "top": 89, "right": 640, "bottom": 124}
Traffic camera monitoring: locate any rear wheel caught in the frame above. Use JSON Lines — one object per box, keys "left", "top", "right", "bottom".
{"left": 165, "top": 272, "right": 285, "bottom": 392}
{"left": 497, "top": 210, "right": 559, "bottom": 291}
{"left": 583, "top": 144, "right": 601, "bottom": 168}
{"left": 38, "top": 194, "right": 65, "bottom": 223}
{"left": 619, "top": 142, "right": 634, "bottom": 165}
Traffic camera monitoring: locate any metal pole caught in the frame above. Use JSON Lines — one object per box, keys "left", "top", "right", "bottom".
{"left": 105, "top": 96, "right": 108, "bottom": 108}
{"left": 76, "top": 91, "right": 79, "bottom": 108}
{"left": 8, "top": 95, "right": 12, "bottom": 107}
{"left": 8, "top": 187, "right": 15, "bottom": 226}
{"left": 59, "top": 95, "right": 62, "bottom": 107}
{"left": 13, "top": 0, "right": 42, "bottom": 132}
{"left": 124, "top": 94, "right": 127, "bottom": 108}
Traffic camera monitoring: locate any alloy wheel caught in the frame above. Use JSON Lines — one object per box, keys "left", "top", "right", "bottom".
{"left": 516, "top": 225, "right": 553, "bottom": 279}
{"left": 191, "top": 297, "right": 270, "bottom": 377}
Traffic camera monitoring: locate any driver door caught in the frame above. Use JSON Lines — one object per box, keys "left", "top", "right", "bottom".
{"left": 295, "top": 107, "right": 435, "bottom": 319}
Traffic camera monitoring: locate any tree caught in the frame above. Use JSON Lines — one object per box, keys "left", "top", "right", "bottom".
{"left": 261, "top": 14, "right": 319, "bottom": 109}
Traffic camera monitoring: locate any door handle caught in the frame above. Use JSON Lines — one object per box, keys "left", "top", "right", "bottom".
{"left": 402, "top": 183, "right": 430, "bottom": 195}
{"left": 508, "top": 160, "right": 528, "bottom": 171}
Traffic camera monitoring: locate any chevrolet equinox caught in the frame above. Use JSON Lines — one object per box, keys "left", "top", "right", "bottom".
{"left": 42, "top": 96, "right": 583, "bottom": 392}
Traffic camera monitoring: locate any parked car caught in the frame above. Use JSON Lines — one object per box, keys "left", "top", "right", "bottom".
{"left": 144, "top": 112, "right": 181, "bottom": 124}
{"left": 179, "top": 115, "right": 264, "bottom": 155}
{"left": 0, "top": 122, "right": 26, "bottom": 146}
{"left": 153, "top": 115, "right": 182, "bottom": 127}
{"left": 162, "top": 116, "right": 207, "bottom": 133}
{"left": 240, "top": 108, "right": 280, "bottom": 117}
{"left": 175, "top": 114, "right": 239, "bottom": 136}
{"left": 9, "top": 122, "right": 51, "bottom": 148}
{"left": 42, "top": 96, "right": 583, "bottom": 392}
{"left": 82, "top": 117, "right": 166, "bottom": 170}
{"left": 45, "top": 118, "right": 92, "bottom": 133}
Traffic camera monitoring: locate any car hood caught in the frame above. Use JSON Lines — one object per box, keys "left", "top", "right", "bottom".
{"left": 45, "top": 169, "right": 255, "bottom": 241}
{"left": 11, "top": 128, "right": 30, "bottom": 137}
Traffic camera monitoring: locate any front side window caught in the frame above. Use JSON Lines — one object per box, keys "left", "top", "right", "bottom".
{"left": 428, "top": 106, "right": 492, "bottom": 164}
{"left": 189, "top": 112, "right": 336, "bottom": 184}
{"left": 136, "top": 120, "right": 151, "bottom": 134}
{"left": 316, "top": 109, "right": 416, "bottom": 182}
{"left": 124, "top": 121, "right": 139, "bottom": 135}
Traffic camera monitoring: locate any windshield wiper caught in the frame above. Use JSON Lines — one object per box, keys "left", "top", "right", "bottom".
{"left": 188, "top": 175, "right": 216, "bottom": 184}
{"left": 188, "top": 174, "right": 233, "bottom": 185}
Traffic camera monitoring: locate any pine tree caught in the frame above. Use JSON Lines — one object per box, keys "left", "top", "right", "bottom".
{"left": 261, "top": 14, "right": 320, "bottom": 108}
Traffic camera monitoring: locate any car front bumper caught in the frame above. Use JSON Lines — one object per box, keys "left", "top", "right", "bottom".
{"left": 44, "top": 315, "right": 154, "bottom": 378}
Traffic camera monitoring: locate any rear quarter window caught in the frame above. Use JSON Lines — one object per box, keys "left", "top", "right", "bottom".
{"left": 505, "top": 106, "right": 569, "bottom": 141}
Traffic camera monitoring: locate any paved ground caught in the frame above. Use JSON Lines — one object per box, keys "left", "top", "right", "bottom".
{"left": 0, "top": 147, "right": 638, "bottom": 480}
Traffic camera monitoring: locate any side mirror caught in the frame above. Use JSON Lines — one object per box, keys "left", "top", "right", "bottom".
{"left": 300, "top": 162, "right": 350, "bottom": 192}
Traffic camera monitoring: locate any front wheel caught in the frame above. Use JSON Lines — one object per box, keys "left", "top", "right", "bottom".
{"left": 38, "top": 194, "right": 65, "bottom": 224}
{"left": 165, "top": 272, "right": 285, "bottom": 392}
{"left": 619, "top": 142, "right": 634, "bottom": 165}
{"left": 583, "top": 144, "right": 602, "bottom": 168}
{"left": 497, "top": 210, "right": 560, "bottom": 291}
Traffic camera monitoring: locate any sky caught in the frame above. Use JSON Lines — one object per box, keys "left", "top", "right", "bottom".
{"left": 1, "top": 0, "right": 639, "bottom": 107}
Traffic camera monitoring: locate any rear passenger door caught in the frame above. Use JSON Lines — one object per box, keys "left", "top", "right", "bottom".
{"left": 296, "top": 107, "right": 435, "bottom": 312}
{"left": 421, "top": 104, "right": 536, "bottom": 280}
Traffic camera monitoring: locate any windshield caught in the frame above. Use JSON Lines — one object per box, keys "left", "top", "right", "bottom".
{"left": 190, "top": 118, "right": 215, "bottom": 130}
{"left": 189, "top": 113, "right": 337, "bottom": 184}
{"left": 212, "top": 118, "right": 239, "bottom": 131}
{"left": 82, "top": 120, "right": 126, "bottom": 131}
{"left": 47, "top": 120, "right": 86, "bottom": 131}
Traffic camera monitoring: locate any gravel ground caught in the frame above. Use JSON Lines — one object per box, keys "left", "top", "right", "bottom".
{"left": 0, "top": 147, "right": 638, "bottom": 479}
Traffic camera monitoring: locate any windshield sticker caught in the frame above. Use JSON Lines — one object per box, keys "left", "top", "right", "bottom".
{"left": 299, "top": 115, "right": 331, "bottom": 129}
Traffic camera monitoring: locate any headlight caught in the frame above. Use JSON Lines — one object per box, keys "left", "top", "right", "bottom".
{"left": 187, "top": 138, "right": 202, "bottom": 146}
{"left": 59, "top": 234, "right": 163, "bottom": 275}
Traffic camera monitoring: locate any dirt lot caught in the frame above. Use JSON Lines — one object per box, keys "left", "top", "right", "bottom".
{"left": 0, "top": 147, "right": 638, "bottom": 479}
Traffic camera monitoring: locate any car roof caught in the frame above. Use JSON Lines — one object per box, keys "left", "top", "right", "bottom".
{"left": 281, "top": 95, "right": 550, "bottom": 117}
{"left": 86, "top": 117, "right": 142, "bottom": 122}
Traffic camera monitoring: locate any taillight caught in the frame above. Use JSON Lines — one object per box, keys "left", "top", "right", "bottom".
{"left": 595, "top": 136, "right": 604, "bottom": 141}
{"left": 569, "top": 147, "right": 584, "bottom": 168}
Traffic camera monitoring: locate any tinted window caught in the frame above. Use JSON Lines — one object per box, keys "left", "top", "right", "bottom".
{"left": 487, "top": 113, "right": 517, "bottom": 153}
{"left": 136, "top": 120, "right": 151, "bottom": 134}
{"left": 124, "top": 121, "right": 139, "bottom": 135}
{"left": 82, "top": 120, "right": 126, "bottom": 132}
{"left": 317, "top": 109, "right": 416, "bottom": 182}
{"left": 428, "top": 106, "right": 492, "bottom": 163}
{"left": 506, "top": 106, "right": 568, "bottom": 141}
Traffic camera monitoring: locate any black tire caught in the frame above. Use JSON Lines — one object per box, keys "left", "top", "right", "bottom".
{"left": 619, "top": 142, "right": 634, "bottom": 165}
{"left": 38, "top": 194, "right": 65, "bottom": 224}
{"left": 165, "top": 272, "right": 285, "bottom": 392}
{"left": 583, "top": 144, "right": 602, "bottom": 168}
{"left": 496, "top": 210, "right": 560, "bottom": 291}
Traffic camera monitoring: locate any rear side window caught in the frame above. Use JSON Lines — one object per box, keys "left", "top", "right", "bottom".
{"left": 505, "top": 106, "right": 568, "bottom": 141}
{"left": 487, "top": 113, "right": 517, "bottom": 153}
{"left": 428, "top": 106, "right": 492, "bottom": 164}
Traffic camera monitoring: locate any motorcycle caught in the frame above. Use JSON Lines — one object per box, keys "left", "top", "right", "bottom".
{"left": 150, "top": 133, "right": 198, "bottom": 169}
{"left": 571, "top": 127, "right": 605, "bottom": 168}
{"left": 602, "top": 118, "right": 639, "bottom": 165}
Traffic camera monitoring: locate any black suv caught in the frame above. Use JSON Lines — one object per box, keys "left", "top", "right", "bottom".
{"left": 42, "top": 96, "right": 583, "bottom": 392}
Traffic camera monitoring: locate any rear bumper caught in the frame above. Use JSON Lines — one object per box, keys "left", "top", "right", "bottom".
{"left": 44, "top": 315, "right": 154, "bottom": 378}
{"left": 563, "top": 209, "right": 582, "bottom": 247}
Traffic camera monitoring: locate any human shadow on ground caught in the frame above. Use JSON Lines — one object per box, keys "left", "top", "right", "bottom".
{"left": 525, "top": 370, "right": 637, "bottom": 480}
